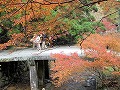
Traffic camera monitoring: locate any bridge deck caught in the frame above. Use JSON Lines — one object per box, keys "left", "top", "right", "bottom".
{"left": 0, "top": 46, "right": 84, "bottom": 62}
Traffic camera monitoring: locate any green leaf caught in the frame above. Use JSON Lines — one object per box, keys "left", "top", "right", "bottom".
{"left": 8, "top": 29, "right": 20, "bottom": 35}
{"left": 44, "top": 16, "right": 51, "bottom": 21}
{"left": 51, "top": 10, "right": 57, "bottom": 17}
{"left": 0, "top": 28, "right": 2, "bottom": 33}
{"left": 0, "top": 11, "right": 7, "bottom": 17}
{"left": 92, "top": 5, "right": 98, "bottom": 12}
{"left": 103, "top": 70, "right": 111, "bottom": 76}
{"left": 100, "top": 26, "right": 106, "bottom": 31}
{"left": 116, "top": 0, "right": 120, "bottom": 1}
{"left": 2, "top": 19, "right": 13, "bottom": 28}
{"left": 63, "top": 18, "right": 69, "bottom": 23}
{"left": 106, "top": 66, "right": 115, "bottom": 72}
{"left": 0, "top": 5, "right": 5, "bottom": 9}
{"left": 22, "top": 0, "right": 27, "bottom": 3}
{"left": 14, "top": 14, "right": 22, "bottom": 19}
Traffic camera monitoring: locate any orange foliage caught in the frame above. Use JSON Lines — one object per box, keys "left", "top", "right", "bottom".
{"left": 0, "top": 0, "right": 76, "bottom": 25}
{"left": 51, "top": 33, "right": 120, "bottom": 87}
{"left": 82, "top": 33, "right": 120, "bottom": 52}
{"left": 105, "top": 33, "right": 120, "bottom": 52}
{"left": 0, "top": 0, "right": 75, "bottom": 50}
{"left": 50, "top": 53, "right": 89, "bottom": 87}
{"left": 1, "top": 0, "right": 119, "bottom": 50}
{"left": 82, "top": 33, "right": 120, "bottom": 64}
{"left": 82, "top": 33, "right": 120, "bottom": 76}
{"left": 99, "top": 0, "right": 120, "bottom": 13}
{"left": 0, "top": 33, "right": 25, "bottom": 50}
{"left": 13, "top": 3, "right": 58, "bottom": 25}
{"left": 112, "top": 71, "right": 120, "bottom": 75}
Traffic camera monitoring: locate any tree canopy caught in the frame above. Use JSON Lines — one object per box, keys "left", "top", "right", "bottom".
{"left": 0, "top": 0, "right": 120, "bottom": 49}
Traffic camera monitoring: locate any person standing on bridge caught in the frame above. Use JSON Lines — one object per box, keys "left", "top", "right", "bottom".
{"left": 41, "top": 31, "right": 47, "bottom": 49}
{"left": 30, "top": 33, "right": 41, "bottom": 50}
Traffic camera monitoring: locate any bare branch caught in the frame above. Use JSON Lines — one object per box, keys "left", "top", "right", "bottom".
{"left": 3, "top": 2, "right": 27, "bottom": 6}
{"left": 44, "top": 0, "right": 75, "bottom": 4}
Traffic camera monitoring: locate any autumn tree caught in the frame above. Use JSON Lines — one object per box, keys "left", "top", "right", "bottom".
{"left": 81, "top": 33, "right": 120, "bottom": 88}
{"left": 0, "top": 0, "right": 74, "bottom": 49}
{"left": 0, "top": 0, "right": 109, "bottom": 50}
{"left": 50, "top": 33, "right": 120, "bottom": 89}
{"left": 98, "top": 0, "right": 120, "bottom": 27}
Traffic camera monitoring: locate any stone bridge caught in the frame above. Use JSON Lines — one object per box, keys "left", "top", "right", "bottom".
{"left": 0, "top": 46, "right": 84, "bottom": 90}
{"left": 0, "top": 46, "right": 84, "bottom": 62}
